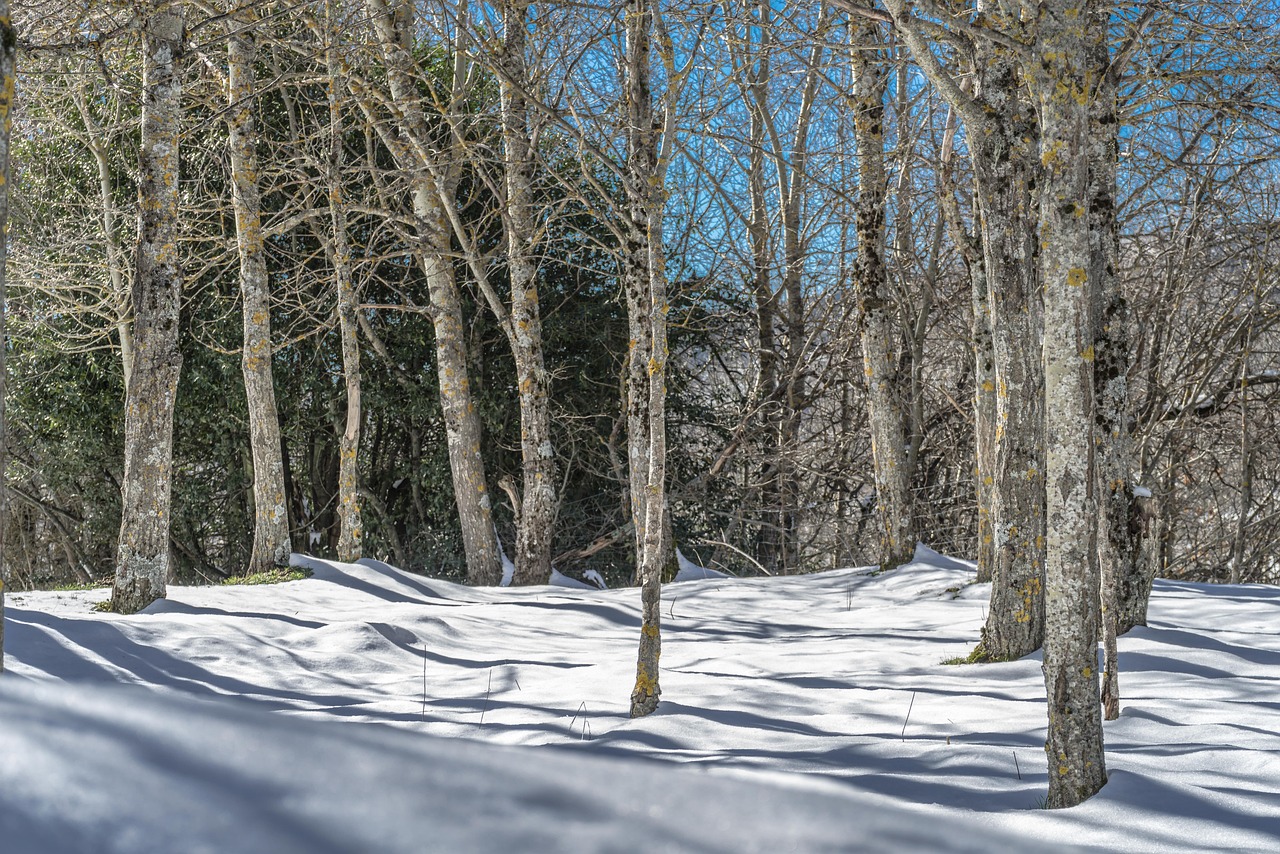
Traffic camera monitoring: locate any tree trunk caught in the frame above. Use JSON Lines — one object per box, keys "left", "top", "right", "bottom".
{"left": 227, "top": 7, "right": 291, "bottom": 573}
{"left": 1036, "top": 0, "right": 1107, "bottom": 807}
{"left": 0, "top": 0, "right": 12, "bottom": 672}
{"left": 326, "top": 3, "right": 362, "bottom": 563}
{"left": 1118, "top": 477, "right": 1164, "bottom": 632}
{"left": 625, "top": 0, "right": 669, "bottom": 718}
{"left": 500, "top": 0, "right": 556, "bottom": 586}
{"left": 1088, "top": 2, "right": 1131, "bottom": 722}
{"left": 113, "top": 2, "right": 184, "bottom": 614}
{"left": 971, "top": 29, "right": 1046, "bottom": 661}
{"left": 366, "top": 0, "right": 501, "bottom": 584}
{"left": 850, "top": 14, "right": 914, "bottom": 571}
{"left": 937, "top": 108, "right": 994, "bottom": 580}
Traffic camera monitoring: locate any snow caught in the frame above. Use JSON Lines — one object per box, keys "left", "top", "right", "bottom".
{"left": 674, "top": 546, "right": 730, "bottom": 580}
{"left": 4, "top": 549, "right": 1279, "bottom": 853}
{"left": 1133, "top": 486, "right": 1153, "bottom": 498}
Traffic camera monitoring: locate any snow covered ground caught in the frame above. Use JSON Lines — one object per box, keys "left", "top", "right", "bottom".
{"left": 3, "top": 547, "right": 1278, "bottom": 852}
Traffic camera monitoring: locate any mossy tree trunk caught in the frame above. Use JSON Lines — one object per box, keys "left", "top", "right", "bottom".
{"left": 366, "top": 0, "right": 501, "bottom": 584}
{"left": 499, "top": 0, "right": 556, "bottom": 586}
{"left": 970, "top": 20, "right": 1046, "bottom": 661}
{"left": 113, "top": 2, "right": 184, "bottom": 614}
{"left": 227, "top": 5, "right": 291, "bottom": 573}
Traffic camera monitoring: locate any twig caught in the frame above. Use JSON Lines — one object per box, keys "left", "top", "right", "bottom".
{"left": 1013, "top": 752, "right": 1022, "bottom": 781}
{"left": 569, "top": 701, "right": 588, "bottom": 735}
{"left": 480, "top": 668, "right": 493, "bottom": 725}
{"left": 901, "top": 691, "right": 916, "bottom": 741}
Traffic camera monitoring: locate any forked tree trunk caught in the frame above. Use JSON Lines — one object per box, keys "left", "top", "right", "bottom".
{"left": 850, "top": 13, "right": 914, "bottom": 571}
{"left": 500, "top": 0, "right": 556, "bottom": 586}
{"left": 227, "top": 7, "right": 291, "bottom": 572}
{"left": 326, "top": 3, "right": 362, "bottom": 563}
{"left": 113, "top": 3, "right": 184, "bottom": 614}
{"left": 366, "top": 0, "right": 501, "bottom": 584}
{"left": 887, "top": 0, "right": 1046, "bottom": 657}
{"left": 1037, "top": 0, "right": 1107, "bottom": 808}
{"left": 0, "top": 0, "right": 13, "bottom": 672}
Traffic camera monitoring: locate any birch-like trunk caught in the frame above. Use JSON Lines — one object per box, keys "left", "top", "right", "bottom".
{"left": 850, "top": 16, "right": 913, "bottom": 570}
{"left": 1088, "top": 2, "right": 1131, "bottom": 722}
{"left": 113, "top": 2, "right": 184, "bottom": 614}
{"left": 227, "top": 7, "right": 291, "bottom": 572}
{"left": 625, "top": 0, "right": 669, "bottom": 718}
{"left": 326, "top": 4, "right": 362, "bottom": 563}
{"left": 0, "top": 0, "right": 13, "bottom": 671}
{"left": 367, "top": 0, "right": 500, "bottom": 584}
{"left": 971, "top": 30, "right": 1046, "bottom": 660}
{"left": 1036, "top": 0, "right": 1107, "bottom": 807}
{"left": 500, "top": 0, "right": 555, "bottom": 586}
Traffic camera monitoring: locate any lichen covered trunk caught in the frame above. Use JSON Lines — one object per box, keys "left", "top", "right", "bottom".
{"left": 1036, "top": 0, "right": 1107, "bottom": 807}
{"left": 421, "top": 240, "right": 501, "bottom": 586}
{"left": 368, "top": 0, "right": 500, "bottom": 584}
{"left": 851, "top": 17, "right": 913, "bottom": 571}
{"left": 625, "top": 0, "right": 669, "bottom": 718}
{"left": 971, "top": 39, "right": 1046, "bottom": 660}
{"left": 228, "top": 10, "right": 291, "bottom": 572}
{"left": 501, "top": 0, "right": 555, "bottom": 586}
{"left": 114, "top": 2, "right": 184, "bottom": 614}
{"left": 0, "top": 0, "right": 13, "bottom": 671}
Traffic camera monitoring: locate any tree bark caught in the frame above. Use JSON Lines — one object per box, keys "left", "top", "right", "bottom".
{"left": 227, "top": 5, "right": 291, "bottom": 573}
{"left": 500, "top": 0, "right": 556, "bottom": 586}
{"left": 113, "top": 2, "right": 184, "bottom": 614}
{"left": 1088, "top": 1, "right": 1130, "bottom": 722}
{"left": 625, "top": 0, "right": 669, "bottom": 718}
{"left": 850, "top": 13, "right": 914, "bottom": 571}
{"left": 1036, "top": 0, "right": 1107, "bottom": 808}
{"left": 366, "top": 0, "right": 501, "bottom": 584}
{"left": 971, "top": 22, "right": 1046, "bottom": 661}
{"left": 326, "top": 2, "right": 362, "bottom": 563}
{"left": 0, "top": 0, "right": 12, "bottom": 672}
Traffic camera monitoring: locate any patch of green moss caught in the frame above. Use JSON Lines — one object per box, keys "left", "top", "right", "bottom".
{"left": 942, "top": 643, "right": 1020, "bottom": 665}
{"left": 221, "top": 567, "right": 312, "bottom": 586}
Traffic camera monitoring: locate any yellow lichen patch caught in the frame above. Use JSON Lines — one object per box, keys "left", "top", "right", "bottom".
{"left": 1081, "top": 345, "right": 1095, "bottom": 362}
{"left": 1067, "top": 267, "right": 1087, "bottom": 287}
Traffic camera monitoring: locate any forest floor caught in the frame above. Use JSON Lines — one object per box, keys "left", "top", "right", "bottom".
{"left": 3, "top": 546, "right": 1278, "bottom": 852}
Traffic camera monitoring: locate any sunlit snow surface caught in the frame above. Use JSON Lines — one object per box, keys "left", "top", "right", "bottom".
{"left": 3, "top": 546, "right": 1279, "bottom": 852}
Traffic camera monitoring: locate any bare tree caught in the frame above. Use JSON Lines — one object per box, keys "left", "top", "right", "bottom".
{"left": 363, "top": 0, "right": 501, "bottom": 583}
